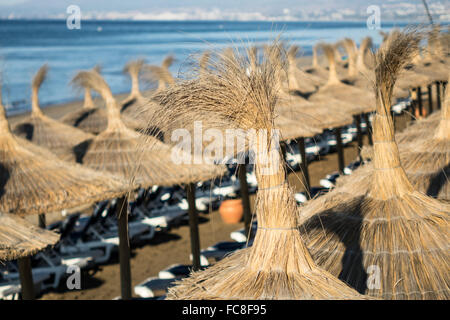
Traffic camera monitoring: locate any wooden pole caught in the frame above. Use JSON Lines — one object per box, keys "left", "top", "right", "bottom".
{"left": 18, "top": 257, "right": 35, "bottom": 300}
{"left": 237, "top": 164, "right": 252, "bottom": 239}
{"left": 417, "top": 86, "right": 424, "bottom": 117}
{"left": 428, "top": 84, "right": 433, "bottom": 114}
{"left": 297, "top": 137, "right": 311, "bottom": 198}
{"left": 354, "top": 115, "right": 363, "bottom": 156}
{"left": 334, "top": 127, "right": 345, "bottom": 174}
{"left": 38, "top": 213, "right": 46, "bottom": 229}
{"left": 362, "top": 113, "right": 373, "bottom": 146}
{"left": 117, "top": 195, "right": 132, "bottom": 300}
{"left": 186, "top": 183, "right": 201, "bottom": 271}
{"left": 436, "top": 81, "right": 441, "bottom": 110}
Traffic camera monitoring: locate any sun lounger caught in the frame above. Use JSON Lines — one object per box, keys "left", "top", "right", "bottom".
{"left": 134, "top": 277, "right": 177, "bottom": 298}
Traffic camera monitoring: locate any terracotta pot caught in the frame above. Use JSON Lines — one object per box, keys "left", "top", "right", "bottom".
{"left": 219, "top": 199, "right": 244, "bottom": 224}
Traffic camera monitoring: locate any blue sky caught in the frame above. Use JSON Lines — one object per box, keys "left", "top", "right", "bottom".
{"left": 0, "top": 0, "right": 448, "bottom": 21}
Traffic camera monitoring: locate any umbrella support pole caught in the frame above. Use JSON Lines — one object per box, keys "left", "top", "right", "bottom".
{"left": 18, "top": 257, "right": 35, "bottom": 300}
{"left": 334, "top": 128, "right": 345, "bottom": 174}
{"left": 280, "top": 142, "right": 289, "bottom": 179}
{"left": 186, "top": 183, "right": 201, "bottom": 271}
{"left": 417, "top": 86, "right": 423, "bottom": 117}
{"left": 297, "top": 137, "right": 311, "bottom": 199}
{"left": 362, "top": 113, "right": 373, "bottom": 146}
{"left": 117, "top": 195, "right": 132, "bottom": 300}
{"left": 38, "top": 214, "right": 46, "bottom": 229}
{"left": 238, "top": 164, "right": 252, "bottom": 239}
{"left": 354, "top": 115, "right": 363, "bottom": 157}
{"left": 427, "top": 84, "right": 433, "bottom": 115}
{"left": 436, "top": 81, "right": 441, "bottom": 110}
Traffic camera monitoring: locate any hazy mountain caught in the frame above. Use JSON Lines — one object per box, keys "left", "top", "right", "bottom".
{"left": 0, "top": 0, "right": 448, "bottom": 21}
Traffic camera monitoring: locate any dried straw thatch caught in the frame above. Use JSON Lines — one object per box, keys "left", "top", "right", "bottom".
{"left": 340, "top": 38, "right": 409, "bottom": 100}
{"left": 72, "top": 70, "right": 226, "bottom": 188}
{"left": 396, "top": 110, "right": 443, "bottom": 144}
{"left": 118, "top": 59, "right": 163, "bottom": 130}
{"left": 284, "top": 46, "right": 320, "bottom": 94}
{"left": 341, "top": 38, "right": 359, "bottom": 79}
{"left": 306, "top": 43, "right": 329, "bottom": 80}
{"left": 410, "top": 27, "right": 449, "bottom": 83}
{"left": 0, "top": 89, "right": 128, "bottom": 216}
{"left": 121, "top": 57, "right": 175, "bottom": 127}
{"left": 263, "top": 44, "right": 353, "bottom": 130}
{"left": 12, "top": 65, "right": 94, "bottom": 159}
{"left": 275, "top": 114, "right": 322, "bottom": 140}
{"left": 299, "top": 29, "right": 450, "bottom": 299}
{"left": 60, "top": 66, "right": 109, "bottom": 134}
{"left": 309, "top": 44, "right": 376, "bottom": 114}
{"left": 356, "top": 37, "right": 375, "bottom": 73}
{"left": 0, "top": 212, "right": 60, "bottom": 261}
{"left": 150, "top": 43, "right": 366, "bottom": 299}
{"left": 354, "top": 75, "right": 449, "bottom": 200}
{"left": 277, "top": 96, "right": 354, "bottom": 130}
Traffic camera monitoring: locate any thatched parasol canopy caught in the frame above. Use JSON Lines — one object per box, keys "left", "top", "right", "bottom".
{"left": 283, "top": 46, "right": 321, "bottom": 95}
{"left": 60, "top": 66, "right": 109, "bottom": 134}
{"left": 276, "top": 96, "right": 354, "bottom": 130}
{"left": 120, "top": 58, "right": 174, "bottom": 127}
{"left": 264, "top": 45, "right": 354, "bottom": 130}
{"left": 395, "top": 75, "right": 449, "bottom": 199}
{"left": 396, "top": 109, "right": 443, "bottom": 144}
{"left": 0, "top": 212, "right": 60, "bottom": 261}
{"left": 305, "top": 43, "right": 330, "bottom": 80}
{"left": 309, "top": 44, "right": 376, "bottom": 114}
{"left": 72, "top": 70, "right": 226, "bottom": 188}
{"left": 299, "top": 30, "right": 450, "bottom": 299}
{"left": 353, "top": 74, "right": 449, "bottom": 200}
{"left": 151, "top": 44, "right": 366, "bottom": 299}
{"left": 12, "top": 65, "right": 94, "bottom": 159}
{"left": 409, "top": 27, "right": 449, "bottom": 83}
{"left": 340, "top": 38, "right": 410, "bottom": 100}
{"left": 0, "top": 92, "right": 128, "bottom": 216}
{"left": 275, "top": 114, "right": 322, "bottom": 140}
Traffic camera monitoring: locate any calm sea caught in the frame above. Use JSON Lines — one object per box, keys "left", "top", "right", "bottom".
{"left": 0, "top": 20, "right": 413, "bottom": 115}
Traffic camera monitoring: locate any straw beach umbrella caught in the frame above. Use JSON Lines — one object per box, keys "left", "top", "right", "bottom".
{"left": 309, "top": 44, "right": 376, "bottom": 115}
{"left": 60, "top": 66, "right": 110, "bottom": 134}
{"left": 150, "top": 44, "right": 366, "bottom": 299}
{"left": 276, "top": 95, "right": 355, "bottom": 175}
{"left": 305, "top": 43, "right": 329, "bottom": 80}
{"left": 309, "top": 43, "right": 378, "bottom": 156}
{"left": 71, "top": 70, "right": 226, "bottom": 299}
{"left": 12, "top": 65, "right": 94, "bottom": 160}
{"left": 263, "top": 45, "right": 350, "bottom": 189}
{"left": 121, "top": 57, "right": 174, "bottom": 127}
{"left": 0, "top": 212, "right": 60, "bottom": 299}
{"left": 299, "top": 30, "right": 450, "bottom": 299}
{"left": 0, "top": 92, "right": 128, "bottom": 299}
{"left": 0, "top": 213, "right": 60, "bottom": 262}
{"left": 121, "top": 59, "right": 146, "bottom": 107}
{"left": 397, "top": 90, "right": 449, "bottom": 200}
{"left": 284, "top": 46, "right": 320, "bottom": 95}
{"left": 357, "top": 75, "right": 449, "bottom": 200}
{"left": 265, "top": 44, "right": 357, "bottom": 172}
